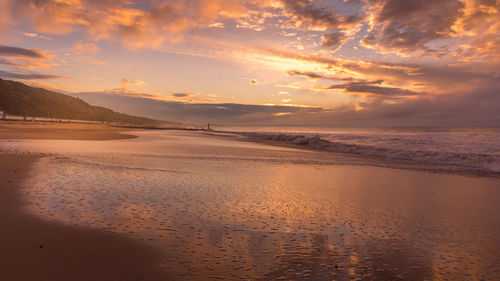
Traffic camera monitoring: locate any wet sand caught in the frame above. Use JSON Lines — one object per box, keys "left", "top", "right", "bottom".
{"left": 0, "top": 121, "right": 136, "bottom": 140}
{"left": 1, "top": 128, "right": 500, "bottom": 280}
{"left": 0, "top": 133, "right": 168, "bottom": 280}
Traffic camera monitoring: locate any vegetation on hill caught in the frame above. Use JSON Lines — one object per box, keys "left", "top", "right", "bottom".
{"left": 0, "top": 79, "right": 162, "bottom": 125}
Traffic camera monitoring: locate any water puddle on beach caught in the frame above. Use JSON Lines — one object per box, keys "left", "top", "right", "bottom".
{"left": 11, "top": 131, "right": 500, "bottom": 280}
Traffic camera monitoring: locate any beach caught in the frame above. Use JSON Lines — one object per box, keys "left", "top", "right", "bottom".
{"left": 0, "top": 123, "right": 168, "bottom": 281}
{"left": 0, "top": 122, "right": 137, "bottom": 140}
{"left": 1, "top": 123, "right": 500, "bottom": 280}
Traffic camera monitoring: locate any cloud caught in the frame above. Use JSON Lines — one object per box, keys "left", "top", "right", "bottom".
{"left": 359, "top": 0, "right": 499, "bottom": 57}
{"left": 0, "top": 44, "right": 58, "bottom": 81}
{"left": 168, "top": 92, "right": 215, "bottom": 103}
{"left": 172, "top": 93, "right": 190, "bottom": 98}
{"left": 338, "top": 81, "right": 500, "bottom": 126}
{"left": 282, "top": 0, "right": 363, "bottom": 31}
{"left": 91, "top": 60, "right": 107, "bottom": 65}
{"left": 0, "top": 58, "right": 17, "bottom": 66}
{"left": 321, "top": 32, "right": 348, "bottom": 51}
{"left": 4, "top": 0, "right": 264, "bottom": 49}
{"left": 256, "top": 47, "right": 340, "bottom": 67}
{"left": 264, "top": 46, "right": 498, "bottom": 94}
{"left": 1, "top": 0, "right": 497, "bottom": 63}
{"left": 70, "top": 81, "right": 500, "bottom": 126}
{"left": 451, "top": 0, "right": 500, "bottom": 36}
{"left": 17, "top": 31, "right": 52, "bottom": 40}
{"left": 0, "top": 0, "right": 361, "bottom": 53}
{"left": 0, "top": 45, "right": 45, "bottom": 58}
{"left": 121, "top": 77, "right": 145, "bottom": 89}
{"left": 249, "top": 79, "right": 258, "bottom": 84}
{"left": 273, "top": 112, "right": 292, "bottom": 116}
{"left": 72, "top": 42, "right": 100, "bottom": 53}
{"left": 3, "top": 0, "right": 497, "bottom": 63}
{"left": 323, "top": 79, "right": 420, "bottom": 98}
{"left": 460, "top": 34, "right": 500, "bottom": 62}
{"left": 0, "top": 70, "right": 60, "bottom": 80}
{"left": 71, "top": 90, "right": 323, "bottom": 125}
{"left": 361, "top": 0, "right": 465, "bottom": 54}
{"left": 287, "top": 70, "right": 325, "bottom": 79}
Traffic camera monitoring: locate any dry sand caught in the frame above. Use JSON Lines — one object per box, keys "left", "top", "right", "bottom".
{"left": 0, "top": 124, "right": 169, "bottom": 281}
{"left": 0, "top": 121, "right": 136, "bottom": 140}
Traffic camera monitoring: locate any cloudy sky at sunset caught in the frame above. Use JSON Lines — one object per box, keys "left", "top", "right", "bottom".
{"left": 0, "top": 0, "right": 499, "bottom": 126}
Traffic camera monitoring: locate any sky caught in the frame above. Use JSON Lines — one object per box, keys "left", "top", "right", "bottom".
{"left": 0, "top": 0, "right": 499, "bottom": 127}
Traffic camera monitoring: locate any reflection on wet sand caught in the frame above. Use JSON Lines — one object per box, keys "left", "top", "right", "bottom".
{"left": 15, "top": 131, "right": 500, "bottom": 280}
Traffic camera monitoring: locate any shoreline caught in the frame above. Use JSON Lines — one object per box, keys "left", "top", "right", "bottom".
{"left": 2, "top": 121, "right": 498, "bottom": 179}
{"left": 0, "top": 121, "right": 137, "bottom": 140}
{"left": 0, "top": 153, "right": 169, "bottom": 281}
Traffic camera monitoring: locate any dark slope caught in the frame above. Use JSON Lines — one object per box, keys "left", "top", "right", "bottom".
{"left": 0, "top": 79, "right": 162, "bottom": 125}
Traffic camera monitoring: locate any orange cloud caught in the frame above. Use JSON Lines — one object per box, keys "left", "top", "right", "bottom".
{"left": 452, "top": 0, "right": 500, "bottom": 36}
{"left": 121, "top": 78, "right": 145, "bottom": 89}
{"left": 73, "top": 42, "right": 100, "bottom": 53}
{"left": 2, "top": 0, "right": 499, "bottom": 105}
{"left": 4, "top": 0, "right": 271, "bottom": 50}
{"left": 0, "top": 0, "right": 497, "bottom": 63}
{"left": 91, "top": 60, "right": 107, "bottom": 65}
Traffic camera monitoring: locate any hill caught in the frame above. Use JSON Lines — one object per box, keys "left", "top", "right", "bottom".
{"left": 0, "top": 79, "right": 164, "bottom": 125}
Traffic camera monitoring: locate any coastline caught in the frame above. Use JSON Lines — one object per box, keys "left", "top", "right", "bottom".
{"left": 5, "top": 121, "right": 496, "bottom": 179}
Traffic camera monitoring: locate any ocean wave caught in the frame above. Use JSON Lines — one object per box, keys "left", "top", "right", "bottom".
{"left": 230, "top": 132, "right": 500, "bottom": 174}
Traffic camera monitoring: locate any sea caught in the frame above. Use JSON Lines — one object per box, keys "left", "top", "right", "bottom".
{"left": 217, "top": 126, "right": 500, "bottom": 175}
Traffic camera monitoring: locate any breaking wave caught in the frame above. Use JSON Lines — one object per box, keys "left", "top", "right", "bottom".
{"left": 227, "top": 131, "right": 500, "bottom": 175}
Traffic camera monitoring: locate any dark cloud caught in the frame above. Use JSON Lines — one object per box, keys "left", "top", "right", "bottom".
{"left": 335, "top": 58, "right": 500, "bottom": 90}
{"left": 347, "top": 82, "right": 500, "bottom": 126}
{"left": 0, "top": 58, "right": 17, "bottom": 66}
{"left": 301, "top": 82, "right": 500, "bottom": 127}
{"left": 287, "top": 70, "right": 325, "bottom": 79}
{"left": 71, "top": 91, "right": 323, "bottom": 126}
{"left": 271, "top": 47, "right": 498, "bottom": 102}
{"left": 172, "top": 93, "right": 190, "bottom": 97}
{"left": 282, "top": 0, "right": 363, "bottom": 30}
{"left": 362, "top": 0, "right": 464, "bottom": 54}
{"left": 321, "top": 32, "right": 348, "bottom": 51}
{"left": 261, "top": 43, "right": 498, "bottom": 87}
{"left": 325, "top": 79, "right": 419, "bottom": 97}
{"left": 249, "top": 79, "right": 258, "bottom": 84}
{"left": 0, "top": 45, "right": 55, "bottom": 81}
{"left": 0, "top": 45, "right": 45, "bottom": 58}
{"left": 70, "top": 83, "right": 500, "bottom": 127}
{"left": 0, "top": 70, "right": 60, "bottom": 80}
